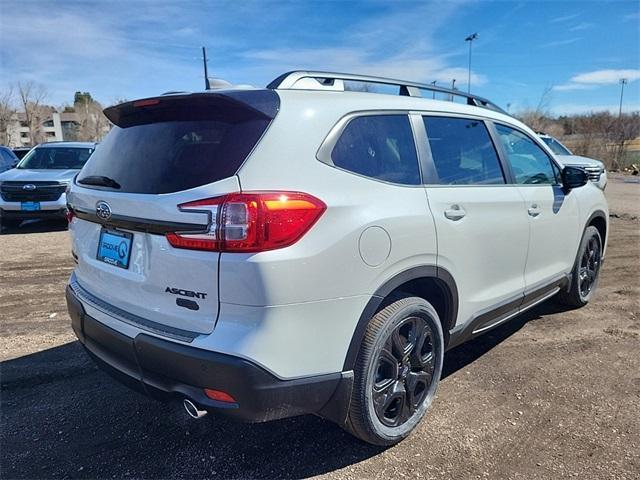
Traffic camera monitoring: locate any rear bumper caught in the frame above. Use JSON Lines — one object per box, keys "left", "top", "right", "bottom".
{"left": 66, "top": 283, "right": 350, "bottom": 423}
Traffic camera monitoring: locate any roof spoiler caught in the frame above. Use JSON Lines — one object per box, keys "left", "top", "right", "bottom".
{"left": 104, "top": 90, "right": 280, "bottom": 128}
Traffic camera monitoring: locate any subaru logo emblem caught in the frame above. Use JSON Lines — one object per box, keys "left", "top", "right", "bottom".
{"left": 96, "top": 201, "right": 112, "bottom": 221}
{"left": 23, "top": 184, "right": 36, "bottom": 191}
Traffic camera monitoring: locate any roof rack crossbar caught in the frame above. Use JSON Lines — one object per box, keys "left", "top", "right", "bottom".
{"left": 267, "top": 71, "right": 507, "bottom": 115}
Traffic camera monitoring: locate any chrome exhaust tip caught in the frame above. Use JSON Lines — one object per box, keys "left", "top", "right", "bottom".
{"left": 183, "top": 398, "right": 208, "bottom": 419}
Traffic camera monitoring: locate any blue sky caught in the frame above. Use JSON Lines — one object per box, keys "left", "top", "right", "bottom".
{"left": 1, "top": 0, "right": 638, "bottom": 115}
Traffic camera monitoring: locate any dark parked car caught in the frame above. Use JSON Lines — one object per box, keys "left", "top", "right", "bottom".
{"left": 12, "top": 147, "right": 32, "bottom": 160}
{"left": 0, "top": 146, "right": 19, "bottom": 173}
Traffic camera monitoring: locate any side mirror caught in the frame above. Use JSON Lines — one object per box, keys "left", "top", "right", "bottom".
{"left": 562, "top": 166, "right": 588, "bottom": 191}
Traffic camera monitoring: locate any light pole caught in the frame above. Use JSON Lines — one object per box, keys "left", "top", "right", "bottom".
{"left": 465, "top": 33, "right": 478, "bottom": 94}
{"left": 619, "top": 78, "right": 628, "bottom": 117}
{"left": 617, "top": 78, "right": 629, "bottom": 168}
{"left": 431, "top": 80, "right": 437, "bottom": 99}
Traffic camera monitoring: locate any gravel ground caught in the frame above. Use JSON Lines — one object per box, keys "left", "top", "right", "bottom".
{"left": 1, "top": 177, "right": 639, "bottom": 479}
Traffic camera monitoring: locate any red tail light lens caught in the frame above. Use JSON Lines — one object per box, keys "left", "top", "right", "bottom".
{"left": 133, "top": 98, "right": 160, "bottom": 107}
{"left": 65, "top": 208, "right": 75, "bottom": 224}
{"left": 204, "top": 388, "right": 236, "bottom": 403}
{"left": 166, "top": 192, "right": 326, "bottom": 253}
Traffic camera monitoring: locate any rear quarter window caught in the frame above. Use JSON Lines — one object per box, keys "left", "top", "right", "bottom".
{"left": 329, "top": 114, "right": 421, "bottom": 185}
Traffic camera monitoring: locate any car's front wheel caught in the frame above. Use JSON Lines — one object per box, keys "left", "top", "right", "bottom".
{"left": 557, "top": 225, "right": 603, "bottom": 307}
{"left": 344, "top": 295, "right": 444, "bottom": 445}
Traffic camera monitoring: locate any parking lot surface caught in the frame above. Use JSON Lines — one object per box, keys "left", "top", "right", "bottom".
{"left": 1, "top": 176, "right": 639, "bottom": 479}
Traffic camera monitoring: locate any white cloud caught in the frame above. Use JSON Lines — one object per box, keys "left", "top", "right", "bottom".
{"left": 1, "top": 0, "right": 483, "bottom": 105}
{"left": 553, "top": 69, "right": 640, "bottom": 92}
{"left": 242, "top": 48, "right": 487, "bottom": 87}
{"left": 568, "top": 22, "right": 593, "bottom": 32}
{"left": 540, "top": 37, "right": 582, "bottom": 48}
{"left": 571, "top": 69, "right": 640, "bottom": 84}
{"left": 237, "top": 1, "right": 485, "bottom": 90}
{"left": 550, "top": 13, "right": 580, "bottom": 23}
{"left": 552, "top": 84, "right": 595, "bottom": 92}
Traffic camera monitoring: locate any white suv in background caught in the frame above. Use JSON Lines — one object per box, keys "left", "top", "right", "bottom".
{"left": 0, "top": 142, "right": 96, "bottom": 229}
{"left": 65, "top": 72, "right": 608, "bottom": 445}
{"left": 538, "top": 133, "right": 607, "bottom": 190}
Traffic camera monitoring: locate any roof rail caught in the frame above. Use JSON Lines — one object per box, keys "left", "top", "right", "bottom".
{"left": 267, "top": 71, "right": 507, "bottom": 115}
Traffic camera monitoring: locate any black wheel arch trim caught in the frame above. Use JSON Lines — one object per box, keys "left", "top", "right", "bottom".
{"left": 342, "top": 265, "right": 458, "bottom": 371}
{"left": 565, "top": 210, "right": 607, "bottom": 292}
{"left": 585, "top": 210, "right": 607, "bottom": 246}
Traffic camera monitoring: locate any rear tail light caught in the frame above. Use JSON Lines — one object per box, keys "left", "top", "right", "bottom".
{"left": 166, "top": 191, "right": 326, "bottom": 253}
{"left": 65, "top": 208, "right": 75, "bottom": 224}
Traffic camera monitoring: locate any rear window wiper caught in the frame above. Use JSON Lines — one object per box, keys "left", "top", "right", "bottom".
{"left": 78, "top": 175, "right": 121, "bottom": 189}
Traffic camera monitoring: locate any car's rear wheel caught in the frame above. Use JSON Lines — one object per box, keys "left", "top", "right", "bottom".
{"left": 557, "top": 225, "right": 602, "bottom": 307}
{"left": 344, "top": 295, "right": 444, "bottom": 446}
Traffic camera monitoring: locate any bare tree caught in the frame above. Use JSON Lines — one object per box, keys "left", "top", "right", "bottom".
{"left": 613, "top": 112, "right": 640, "bottom": 169}
{"left": 518, "top": 86, "right": 554, "bottom": 133}
{"left": 535, "top": 111, "right": 640, "bottom": 170}
{"left": 17, "top": 81, "right": 48, "bottom": 145}
{"left": 0, "top": 86, "right": 17, "bottom": 146}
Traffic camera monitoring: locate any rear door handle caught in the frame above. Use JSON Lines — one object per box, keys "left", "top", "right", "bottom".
{"left": 528, "top": 204, "right": 541, "bottom": 217}
{"left": 444, "top": 205, "right": 466, "bottom": 221}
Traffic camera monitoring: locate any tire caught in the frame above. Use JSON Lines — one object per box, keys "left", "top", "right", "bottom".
{"left": 344, "top": 295, "right": 444, "bottom": 446}
{"left": 556, "top": 225, "right": 603, "bottom": 308}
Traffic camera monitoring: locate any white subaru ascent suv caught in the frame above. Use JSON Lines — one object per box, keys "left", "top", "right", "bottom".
{"left": 66, "top": 72, "right": 608, "bottom": 445}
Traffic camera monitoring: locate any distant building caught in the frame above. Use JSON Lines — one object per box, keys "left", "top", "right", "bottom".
{"left": 5, "top": 112, "right": 82, "bottom": 148}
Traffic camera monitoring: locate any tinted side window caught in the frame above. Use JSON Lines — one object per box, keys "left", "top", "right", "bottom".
{"left": 1, "top": 149, "right": 15, "bottom": 164}
{"left": 331, "top": 115, "right": 420, "bottom": 185}
{"left": 0, "top": 150, "right": 12, "bottom": 170}
{"left": 423, "top": 117, "right": 505, "bottom": 185}
{"left": 496, "top": 125, "right": 557, "bottom": 185}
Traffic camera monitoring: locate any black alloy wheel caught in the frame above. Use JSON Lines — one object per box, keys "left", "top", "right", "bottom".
{"left": 372, "top": 316, "right": 435, "bottom": 427}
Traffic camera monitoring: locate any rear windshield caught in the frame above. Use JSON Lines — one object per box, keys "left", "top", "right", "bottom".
{"left": 78, "top": 93, "right": 277, "bottom": 194}
{"left": 18, "top": 147, "right": 94, "bottom": 170}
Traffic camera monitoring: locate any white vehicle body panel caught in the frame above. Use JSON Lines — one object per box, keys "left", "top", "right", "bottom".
{"left": 517, "top": 184, "right": 581, "bottom": 288}
{"left": 425, "top": 186, "right": 529, "bottom": 327}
